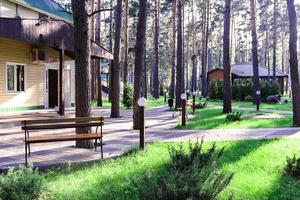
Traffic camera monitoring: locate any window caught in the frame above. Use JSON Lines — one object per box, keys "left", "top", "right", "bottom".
{"left": 6, "top": 64, "right": 25, "bottom": 92}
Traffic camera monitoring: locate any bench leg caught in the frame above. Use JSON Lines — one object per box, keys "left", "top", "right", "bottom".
{"left": 100, "top": 137, "right": 103, "bottom": 159}
{"left": 28, "top": 144, "right": 31, "bottom": 157}
{"left": 94, "top": 139, "right": 97, "bottom": 151}
{"left": 25, "top": 143, "right": 28, "bottom": 166}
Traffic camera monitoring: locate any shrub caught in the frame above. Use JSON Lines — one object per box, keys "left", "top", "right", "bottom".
{"left": 260, "top": 81, "right": 280, "bottom": 101}
{"left": 159, "top": 85, "right": 165, "bottom": 96}
{"left": 244, "top": 95, "right": 253, "bottom": 102}
{"left": 193, "top": 101, "right": 208, "bottom": 109}
{"left": 209, "top": 81, "right": 223, "bottom": 100}
{"left": 285, "top": 155, "right": 300, "bottom": 179}
{"left": 226, "top": 112, "right": 243, "bottom": 122}
{"left": 210, "top": 79, "right": 280, "bottom": 102}
{"left": 134, "top": 140, "right": 233, "bottom": 200}
{"left": 0, "top": 166, "right": 45, "bottom": 200}
{"left": 122, "top": 83, "right": 133, "bottom": 109}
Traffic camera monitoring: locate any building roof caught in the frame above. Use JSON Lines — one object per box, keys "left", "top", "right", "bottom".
{"left": 208, "top": 63, "right": 288, "bottom": 78}
{"left": 9, "top": 0, "right": 73, "bottom": 22}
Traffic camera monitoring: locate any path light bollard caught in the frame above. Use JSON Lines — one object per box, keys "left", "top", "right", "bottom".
{"left": 181, "top": 93, "right": 187, "bottom": 127}
{"left": 256, "top": 90, "right": 261, "bottom": 112}
{"left": 192, "top": 91, "right": 197, "bottom": 114}
{"left": 138, "top": 97, "right": 147, "bottom": 149}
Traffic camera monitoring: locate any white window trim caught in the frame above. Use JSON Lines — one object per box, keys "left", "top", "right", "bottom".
{"left": 5, "top": 62, "right": 27, "bottom": 94}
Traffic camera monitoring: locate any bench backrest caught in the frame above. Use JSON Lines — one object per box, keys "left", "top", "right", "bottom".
{"left": 21, "top": 117, "right": 104, "bottom": 131}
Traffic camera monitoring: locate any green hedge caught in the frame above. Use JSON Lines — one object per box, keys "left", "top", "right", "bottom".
{"left": 209, "top": 79, "right": 280, "bottom": 102}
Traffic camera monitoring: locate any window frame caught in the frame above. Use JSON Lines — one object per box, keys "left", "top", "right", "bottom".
{"left": 6, "top": 62, "right": 27, "bottom": 93}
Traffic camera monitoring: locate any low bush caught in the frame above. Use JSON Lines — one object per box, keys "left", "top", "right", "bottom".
{"left": 244, "top": 95, "right": 253, "bottom": 102}
{"left": 285, "top": 155, "right": 300, "bottom": 179}
{"left": 226, "top": 112, "right": 243, "bottom": 122}
{"left": 134, "top": 140, "right": 233, "bottom": 200}
{"left": 0, "top": 166, "right": 45, "bottom": 200}
{"left": 194, "top": 101, "right": 208, "bottom": 109}
{"left": 122, "top": 83, "right": 133, "bottom": 109}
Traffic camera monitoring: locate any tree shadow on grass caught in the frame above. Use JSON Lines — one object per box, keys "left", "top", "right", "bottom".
{"left": 219, "top": 139, "right": 274, "bottom": 166}
{"left": 265, "top": 175, "right": 300, "bottom": 200}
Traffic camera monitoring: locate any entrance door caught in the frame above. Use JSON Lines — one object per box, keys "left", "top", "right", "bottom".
{"left": 48, "top": 69, "right": 58, "bottom": 108}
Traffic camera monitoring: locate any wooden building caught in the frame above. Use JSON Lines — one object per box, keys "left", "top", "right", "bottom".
{"left": 0, "top": 0, "right": 113, "bottom": 113}
{"left": 207, "top": 63, "right": 288, "bottom": 94}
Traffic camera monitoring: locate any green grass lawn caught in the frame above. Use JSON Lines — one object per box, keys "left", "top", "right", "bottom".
{"left": 208, "top": 99, "right": 292, "bottom": 111}
{"left": 91, "top": 96, "right": 166, "bottom": 109}
{"left": 42, "top": 139, "right": 300, "bottom": 199}
{"left": 182, "top": 107, "right": 292, "bottom": 129}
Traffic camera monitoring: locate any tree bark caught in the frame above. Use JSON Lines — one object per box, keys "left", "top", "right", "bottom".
{"left": 169, "top": 0, "right": 176, "bottom": 99}
{"left": 250, "top": 0, "right": 260, "bottom": 104}
{"left": 96, "top": 0, "right": 102, "bottom": 107}
{"left": 123, "top": 0, "right": 129, "bottom": 86}
{"left": 71, "top": 0, "right": 93, "bottom": 148}
{"left": 111, "top": 0, "right": 123, "bottom": 118}
{"left": 272, "top": 0, "right": 278, "bottom": 81}
{"left": 133, "top": 0, "right": 147, "bottom": 130}
{"left": 175, "top": 0, "right": 184, "bottom": 109}
{"left": 191, "top": 0, "right": 197, "bottom": 92}
{"left": 223, "top": 0, "right": 232, "bottom": 113}
{"left": 108, "top": 0, "right": 113, "bottom": 102}
{"left": 201, "top": 0, "right": 209, "bottom": 98}
{"left": 152, "top": 0, "right": 160, "bottom": 99}
{"left": 287, "top": 0, "right": 300, "bottom": 126}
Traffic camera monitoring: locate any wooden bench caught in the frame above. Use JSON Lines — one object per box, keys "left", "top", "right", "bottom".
{"left": 21, "top": 117, "right": 104, "bottom": 166}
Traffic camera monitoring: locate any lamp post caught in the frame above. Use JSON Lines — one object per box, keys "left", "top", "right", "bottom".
{"left": 138, "top": 97, "right": 147, "bottom": 149}
{"left": 192, "top": 91, "right": 197, "bottom": 114}
{"left": 256, "top": 90, "right": 261, "bottom": 112}
{"left": 181, "top": 93, "right": 187, "bottom": 127}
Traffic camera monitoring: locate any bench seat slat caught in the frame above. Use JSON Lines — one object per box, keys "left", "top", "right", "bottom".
{"left": 26, "top": 133, "right": 101, "bottom": 143}
{"left": 22, "top": 122, "right": 104, "bottom": 130}
{"left": 21, "top": 117, "right": 104, "bottom": 125}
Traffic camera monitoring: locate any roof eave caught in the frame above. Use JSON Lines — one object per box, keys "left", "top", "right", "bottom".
{"left": 7, "top": 0, "right": 73, "bottom": 24}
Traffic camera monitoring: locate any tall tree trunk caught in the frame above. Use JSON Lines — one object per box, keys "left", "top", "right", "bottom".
{"left": 111, "top": 0, "right": 123, "bottom": 118}
{"left": 191, "top": 0, "right": 197, "bottom": 92}
{"left": 182, "top": 5, "right": 185, "bottom": 91}
{"left": 91, "top": 0, "right": 96, "bottom": 101}
{"left": 169, "top": 0, "right": 176, "bottom": 99}
{"left": 144, "top": 47, "right": 148, "bottom": 98}
{"left": 175, "top": 0, "right": 184, "bottom": 109}
{"left": 201, "top": 0, "right": 209, "bottom": 98}
{"left": 108, "top": 0, "right": 113, "bottom": 102}
{"left": 223, "top": 0, "right": 232, "bottom": 113}
{"left": 250, "top": 0, "right": 260, "bottom": 104}
{"left": 133, "top": 0, "right": 147, "bottom": 130}
{"left": 72, "top": 0, "right": 93, "bottom": 148}
{"left": 272, "top": 0, "right": 278, "bottom": 81}
{"left": 265, "top": 0, "right": 270, "bottom": 81}
{"left": 287, "top": 0, "right": 300, "bottom": 126}
{"left": 96, "top": 0, "right": 103, "bottom": 107}
{"left": 152, "top": 0, "right": 160, "bottom": 98}
{"left": 123, "top": 0, "right": 129, "bottom": 86}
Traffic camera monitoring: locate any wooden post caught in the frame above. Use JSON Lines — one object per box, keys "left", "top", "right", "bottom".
{"left": 193, "top": 94, "right": 195, "bottom": 113}
{"left": 182, "top": 99, "right": 186, "bottom": 127}
{"left": 140, "top": 106, "right": 145, "bottom": 149}
{"left": 59, "top": 46, "right": 65, "bottom": 116}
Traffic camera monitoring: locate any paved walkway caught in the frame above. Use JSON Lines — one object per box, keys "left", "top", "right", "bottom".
{"left": 0, "top": 105, "right": 299, "bottom": 171}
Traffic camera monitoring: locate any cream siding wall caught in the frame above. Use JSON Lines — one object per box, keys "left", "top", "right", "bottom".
{"left": 0, "top": 0, "right": 38, "bottom": 19}
{"left": 0, "top": 37, "right": 44, "bottom": 107}
{"left": 0, "top": 37, "right": 71, "bottom": 108}
{"left": 18, "top": 4, "right": 38, "bottom": 19}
